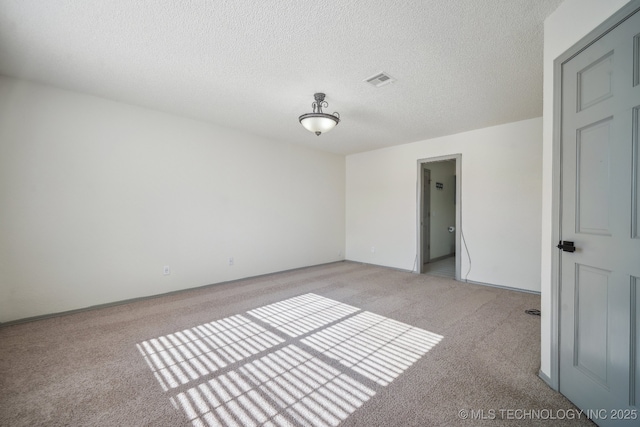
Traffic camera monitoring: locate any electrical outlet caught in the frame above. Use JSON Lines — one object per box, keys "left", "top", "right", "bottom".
{"left": 228, "top": 257, "right": 234, "bottom": 266}
{"left": 163, "top": 266, "right": 170, "bottom": 275}
{"left": 371, "top": 246, "right": 375, "bottom": 253}
{"left": 338, "top": 250, "right": 342, "bottom": 258}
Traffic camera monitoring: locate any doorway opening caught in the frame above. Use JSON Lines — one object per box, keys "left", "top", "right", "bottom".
{"left": 417, "top": 155, "right": 461, "bottom": 280}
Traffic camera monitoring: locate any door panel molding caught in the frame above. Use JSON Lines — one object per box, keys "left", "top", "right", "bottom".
{"left": 575, "top": 118, "right": 613, "bottom": 235}
{"left": 574, "top": 264, "right": 611, "bottom": 388}
{"left": 634, "top": 34, "right": 640, "bottom": 87}
{"left": 633, "top": 106, "right": 639, "bottom": 239}
{"left": 578, "top": 51, "right": 614, "bottom": 112}
{"left": 631, "top": 276, "right": 638, "bottom": 406}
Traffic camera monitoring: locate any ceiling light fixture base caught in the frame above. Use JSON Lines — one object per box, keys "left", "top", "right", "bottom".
{"left": 298, "top": 93, "right": 340, "bottom": 136}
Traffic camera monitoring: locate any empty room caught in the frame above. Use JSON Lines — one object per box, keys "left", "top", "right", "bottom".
{"left": 1, "top": 1, "right": 639, "bottom": 426}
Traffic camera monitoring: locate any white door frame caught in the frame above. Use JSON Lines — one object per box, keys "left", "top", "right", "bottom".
{"left": 549, "top": 0, "right": 640, "bottom": 391}
{"left": 421, "top": 166, "right": 431, "bottom": 270}
{"left": 416, "top": 154, "right": 462, "bottom": 280}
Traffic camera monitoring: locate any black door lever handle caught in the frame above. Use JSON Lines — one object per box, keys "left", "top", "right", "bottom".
{"left": 557, "top": 241, "right": 576, "bottom": 252}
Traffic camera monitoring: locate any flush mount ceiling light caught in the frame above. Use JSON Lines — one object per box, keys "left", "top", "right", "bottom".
{"left": 298, "top": 93, "right": 340, "bottom": 136}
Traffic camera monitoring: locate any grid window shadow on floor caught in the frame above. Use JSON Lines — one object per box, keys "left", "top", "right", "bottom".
{"left": 137, "top": 293, "right": 443, "bottom": 427}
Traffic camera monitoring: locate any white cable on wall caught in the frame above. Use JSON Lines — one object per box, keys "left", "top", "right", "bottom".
{"left": 460, "top": 225, "right": 472, "bottom": 281}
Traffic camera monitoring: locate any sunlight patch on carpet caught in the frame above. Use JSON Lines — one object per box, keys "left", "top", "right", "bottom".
{"left": 301, "top": 311, "right": 442, "bottom": 386}
{"left": 138, "top": 293, "right": 443, "bottom": 426}
{"left": 247, "top": 293, "right": 360, "bottom": 338}
{"left": 137, "top": 314, "right": 284, "bottom": 391}
{"left": 172, "top": 345, "right": 375, "bottom": 427}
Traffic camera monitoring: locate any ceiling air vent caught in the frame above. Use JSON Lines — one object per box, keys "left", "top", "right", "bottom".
{"left": 364, "top": 72, "right": 396, "bottom": 88}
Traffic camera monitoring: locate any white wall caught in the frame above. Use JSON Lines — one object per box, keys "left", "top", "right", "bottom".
{"left": 0, "top": 77, "right": 345, "bottom": 323}
{"left": 427, "top": 161, "right": 456, "bottom": 259}
{"left": 346, "top": 117, "right": 542, "bottom": 292}
{"left": 540, "top": 0, "right": 632, "bottom": 381}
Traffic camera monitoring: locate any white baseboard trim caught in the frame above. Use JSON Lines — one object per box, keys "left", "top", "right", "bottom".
{"left": 464, "top": 279, "right": 541, "bottom": 295}
{"left": 427, "top": 253, "right": 455, "bottom": 263}
{"left": 538, "top": 370, "right": 556, "bottom": 390}
{"left": 0, "top": 261, "right": 541, "bottom": 326}
{"left": 0, "top": 260, "right": 347, "bottom": 327}
{"left": 351, "top": 260, "right": 541, "bottom": 295}
{"left": 350, "top": 260, "right": 416, "bottom": 274}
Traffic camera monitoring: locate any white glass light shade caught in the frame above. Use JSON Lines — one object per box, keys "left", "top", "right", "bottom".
{"left": 299, "top": 113, "right": 340, "bottom": 136}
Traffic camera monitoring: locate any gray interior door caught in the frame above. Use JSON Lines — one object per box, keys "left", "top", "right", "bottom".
{"left": 559, "top": 8, "right": 640, "bottom": 426}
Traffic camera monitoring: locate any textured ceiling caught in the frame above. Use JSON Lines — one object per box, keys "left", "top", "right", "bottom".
{"left": 0, "top": 0, "right": 563, "bottom": 154}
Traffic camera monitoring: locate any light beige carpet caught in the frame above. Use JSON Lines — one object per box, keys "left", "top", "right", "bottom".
{"left": 0, "top": 261, "right": 594, "bottom": 426}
